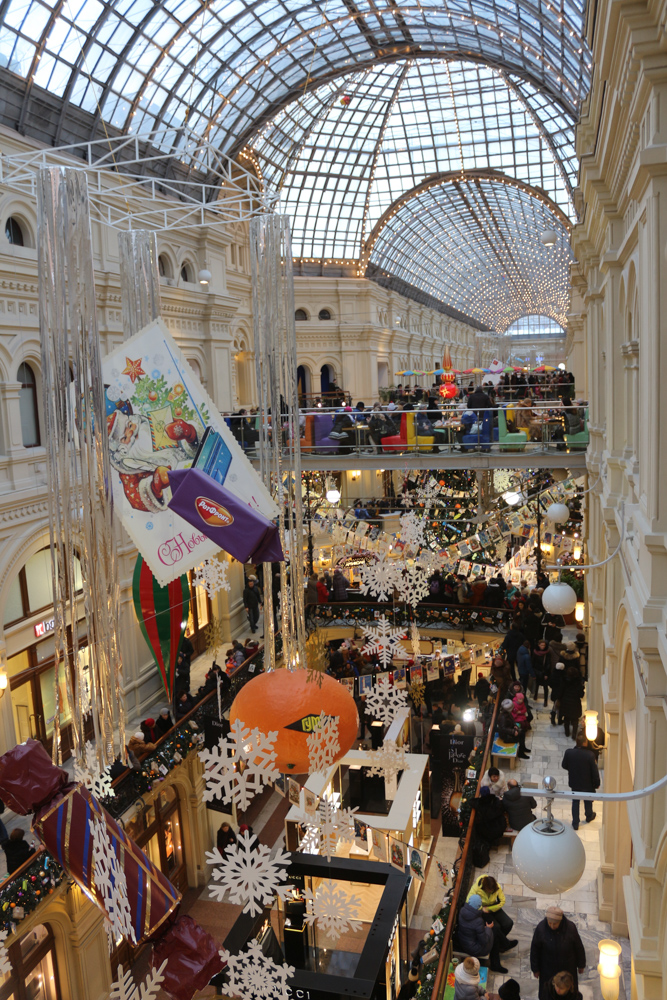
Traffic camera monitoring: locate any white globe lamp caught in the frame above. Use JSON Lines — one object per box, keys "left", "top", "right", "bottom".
{"left": 540, "top": 229, "right": 559, "bottom": 247}
{"left": 326, "top": 487, "right": 341, "bottom": 504}
{"left": 545, "top": 502, "right": 570, "bottom": 523}
{"left": 198, "top": 268, "right": 212, "bottom": 285}
{"left": 541, "top": 581, "right": 578, "bottom": 615}
{"left": 512, "top": 777, "right": 586, "bottom": 892}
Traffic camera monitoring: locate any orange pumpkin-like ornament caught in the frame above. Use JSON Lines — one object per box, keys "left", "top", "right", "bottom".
{"left": 230, "top": 670, "right": 359, "bottom": 774}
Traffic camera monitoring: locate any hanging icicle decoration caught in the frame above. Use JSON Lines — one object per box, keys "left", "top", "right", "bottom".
{"left": 37, "top": 167, "right": 125, "bottom": 768}
{"left": 250, "top": 214, "right": 306, "bottom": 673}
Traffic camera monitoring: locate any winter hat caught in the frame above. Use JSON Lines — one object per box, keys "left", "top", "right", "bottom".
{"left": 144, "top": 718, "right": 155, "bottom": 727}
{"left": 344, "top": 406, "right": 352, "bottom": 411}
{"left": 501, "top": 698, "right": 514, "bottom": 710}
{"left": 133, "top": 730, "right": 144, "bottom": 740}
{"left": 498, "top": 979, "right": 522, "bottom": 1000}
{"left": 387, "top": 401, "right": 397, "bottom": 410}
{"left": 467, "top": 894, "right": 483, "bottom": 909}
{"left": 479, "top": 786, "right": 491, "bottom": 797}
{"left": 160, "top": 709, "right": 170, "bottom": 717}
{"left": 565, "top": 641, "right": 577, "bottom": 651}
{"left": 478, "top": 672, "right": 485, "bottom": 679}
{"left": 555, "top": 661, "right": 565, "bottom": 670}
{"left": 576, "top": 632, "right": 586, "bottom": 642}
{"left": 462, "top": 958, "right": 480, "bottom": 976}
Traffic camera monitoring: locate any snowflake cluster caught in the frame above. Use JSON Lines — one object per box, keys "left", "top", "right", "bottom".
{"left": 415, "top": 478, "right": 442, "bottom": 511}
{"left": 304, "top": 879, "right": 362, "bottom": 941}
{"left": 366, "top": 739, "right": 408, "bottom": 779}
{"left": 359, "top": 557, "right": 398, "bottom": 602}
{"left": 365, "top": 676, "right": 409, "bottom": 726}
{"left": 409, "top": 622, "right": 421, "bottom": 660}
{"left": 198, "top": 718, "right": 278, "bottom": 811}
{"left": 361, "top": 615, "right": 406, "bottom": 667}
{"left": 206, "top": 832, "right": 291, "bottom": 916}
{"left": 307, "top": 712, "right": 340, "bottom": 775}
{"left": 108, "top": 961, "right": 167, "bottom": 1000}
{"left": 399, "top": 510, "right": 425, "bottom": 549}
{"left": 394, "top": 562, "right": 430, "bottom": 608}
{"left": 89, "top": 815, "right": 136, "bottom": 945}
{"left": 74, "top": 741, "right": 115, "bottom": 799}
{"left": 302, "top": 796, "right": 358, "bottom": 862}
{"left": 194, "top": 558, "right": 231, "bottom": 599}
{"left": 220, "top": 939, "right": 294, "bottom": 1000}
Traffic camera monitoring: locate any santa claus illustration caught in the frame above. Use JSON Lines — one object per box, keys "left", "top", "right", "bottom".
{"left": 107, "top": 409, "right": 199, "bottom": 513}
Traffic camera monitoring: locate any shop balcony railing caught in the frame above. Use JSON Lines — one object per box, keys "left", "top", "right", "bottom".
{"left": 305, "top": 600, "right": 513, "bottom": 635}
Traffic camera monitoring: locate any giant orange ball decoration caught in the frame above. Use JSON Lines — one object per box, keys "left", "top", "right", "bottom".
{"left": 230, "top": 670, "right": 359, "bottom": 774}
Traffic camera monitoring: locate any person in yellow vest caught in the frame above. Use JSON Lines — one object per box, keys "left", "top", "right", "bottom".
{"left": 466, "top": 875, "right": 517, "bottom": 971}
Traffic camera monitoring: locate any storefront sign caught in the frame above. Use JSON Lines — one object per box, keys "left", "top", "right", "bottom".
{"left": 34, "top": 618, "right": 55, "bottom": 637}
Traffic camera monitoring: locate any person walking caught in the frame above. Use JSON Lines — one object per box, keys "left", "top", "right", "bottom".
{"left": 562, "top": 733, "right": 599, "bottom": 829}
{"left": 243, "top": 577, "right": 263, "bottom": 633}
{"left": 532, "top": 639, "right": 552, "bottom": 706}
{"left": 559, "top": 665, "right": 584, "bottom": 737}
{"left": 332, "top": 568, "right": 351, "bottom": 601}
{"left": 530, "top": 907, "right": 586, "bottom": 1000}
{"left": 516, "top": 640, "right": 534, "bottom": 695}
{"left": 500, "top": 624, "right": 527, "bottom": 679}
{"left": 549, "top": 661, "right": 566, "bottom": 726}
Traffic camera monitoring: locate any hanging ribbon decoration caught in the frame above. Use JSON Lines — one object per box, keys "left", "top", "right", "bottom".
{"left": 132, "top": 555, "right": 190, "bottom": 700}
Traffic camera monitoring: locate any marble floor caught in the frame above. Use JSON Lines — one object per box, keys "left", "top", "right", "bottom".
{"left": 477, "top": 699, "right": 631, "bottom": 1000}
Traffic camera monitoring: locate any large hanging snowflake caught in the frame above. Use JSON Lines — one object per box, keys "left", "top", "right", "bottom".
{"left": 409, "top": 623, "right": 421, "bottom": 660}
{"left": 194, "top": 558, "right": 231, "bottom": 599}
{"left": 198, "top": 719, "right": 278, "bottom": 811}
{"left": 361, "top": 615, "right": 406, "bottom": 667}
{"left": 220, "top": 939, "right": 294, "bottom": 1000}
{"left": 109, "top": 960, "right": 167, "bottom": 1000}
{"left": 74, "top": 741, "right": 115, "bottom": 799}
{"left": 394, "top": 562, "right": 430, "bottom": 608}
{"left": 399, "top": 511, "right": 426, "bottom": 549}
{"left": 89, "top": 815, "right": 136, "bottom": 945}
{"left": 366, "top": 739, "right": 408, "bottom": 779}
{"left": 206, "top": 832, "right": 291, "bottom": 916}
{"left": 359, "top": 557, "right": 398, "bottom": 601}
{"left": 415, "top": 478, "right": 442, "bottom": 511}
{"left": 305, "top": 796, "right": 358, "bottom": 862}
{"left": 0, "top": 931, "right": 10, "bottom": 976}
{"left": 307, "top": 712, "right": 341, "bottom": 775}
{"left": 303, "top": 879, "right": 362, "bottom": 941}
{"left": 365, "top": 676, "right": 409, "bottom": 726}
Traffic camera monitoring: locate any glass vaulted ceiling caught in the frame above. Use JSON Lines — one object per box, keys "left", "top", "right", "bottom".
{"left": 251, "top": 59, "right": 577, "bottom": 260}
{"left": 0, "top": 0, "right": 589, "bottom": 156}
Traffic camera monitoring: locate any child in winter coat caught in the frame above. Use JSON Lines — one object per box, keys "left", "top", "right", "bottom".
{"left": 454, "top": 957, "right": 487, "bottom": 1000}
{"left": 511, "top": 692, "right": 529, "bottom": 727}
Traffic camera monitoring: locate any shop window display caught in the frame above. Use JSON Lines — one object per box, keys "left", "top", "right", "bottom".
{"left": 0, "top": 923, "right": 60, "bottom": 1000}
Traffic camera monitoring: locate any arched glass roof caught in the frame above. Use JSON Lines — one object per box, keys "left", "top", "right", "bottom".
{"left": 251, "top": 58, "right": 576, "bottom": 259}
{"left": 366, "top": 175, "right": 573, "bottom": 333}
{"left": 0, "top": 0, "right": 589, "bottom": 157}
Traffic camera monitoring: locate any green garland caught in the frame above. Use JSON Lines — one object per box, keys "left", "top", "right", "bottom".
{"left": 0, "top": 851, "right": 65, "bottom": 935}
{"left": 412, "top": 742, "right": 486, "bottom": 1000}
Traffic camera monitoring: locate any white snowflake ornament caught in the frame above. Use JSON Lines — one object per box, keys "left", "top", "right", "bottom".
{"left": 206, "top": 832, "right": 291, "bottom": 916}
{"left": 74, "top": 741, "right": 115, "bottom": 799}
{"left": 366, "top": 739, "right": 408, "bottom": 779}
{"left": 220, "top": 939, "right": 294, "bottom": 1000}
{"left": 399, "top": 511, "right": 425, "bottom": 549}
{"left": 109, "top": 960, "right": 167, "bottom": 1000}
{"left": 394, "top": 562, "right": 430, "bottom": 608}
{"left": 359, "top": 557, "right": 398, "bottom": 601}
{"left": 361, "top": 615, "right": 406, "bottom": 667}
{"left": 304, "top": 879, "right": 362, "bottom": 941}
{"left": 194, "top": 558, "right": 231, "bottom": 598}
{"left": 307, "top": 712, "right": 340, "bottom": 775}
{"left": 415, "top": 478, "right": 442, "bottom": 511}
{"left": 89, "top": 815, "right": 136, "bottom": 945}
{"left": 0, "top": 931, "right": 10, "bottom": 976}
{"left": 315, "top": 796, "right": 358, "bottom": 861}
{"left": 365, "top": 676, "right": 409, "bottom": 726}
{"left": 198, "top": 718, "right": 279, "bottom": 811}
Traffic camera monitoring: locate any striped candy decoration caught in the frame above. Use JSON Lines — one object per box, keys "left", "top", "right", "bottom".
{"left": 132, "top": 554, "right": 190, "bottom": 700}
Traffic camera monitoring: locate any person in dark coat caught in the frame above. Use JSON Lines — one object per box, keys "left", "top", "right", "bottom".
{"left": 456, "top": 894, "right": 494, "bottom": 958}
{"left": 473, "top": 787, "right": 508, "bottom": 845}
{"left": 530, "top": 907, "right": 586, "bottom": 1000}
{"left": 502, "top": 779, "right": 537, "bottom": 830}
{"left": 546, "top": 971, "right": 582, "bottom": 1000}
{"left": 141, "top": 718, "right": 159, "bottom": 743}
{"left": 243, "top": 578, "right": 262, "bottom": 633}
{"left": 4, "top": 828, "right": 35, "bottom": 874}
{"left": 500, "top": 626, "right": 526, "bottom": 677}
{"left": 549, "top": 661, "right": 566, "bottom": 725}
{"left": 175, "top": 690, "right": 195, "bottom": 719}
{"left": 216, "top": 821, "right": 237, "bottom": 856}
{"left": 562, "top": 733, "right": 600, "bottom": 828}
{"left": 473, "top": 672, "right": 491, "bottom": 707}
{"left": 331, "top": 568, "right": 350, "bottom": 601}
{"left": 532, "top": 640, "right": 552, "bottom": 706}
{"left": 559, "top": 666, "right": 584, "bottom": 737}
{"left": 155, "top": 708, "right": 174, "bottom": 737}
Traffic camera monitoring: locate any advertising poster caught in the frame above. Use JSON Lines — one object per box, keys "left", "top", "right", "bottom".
{"left": 441, "top": 731, "right": 475, "bottom": 837}
{"left": 102, "top": 318, "right": 277, "bottom": 585}
{"left": 389, "top": 835, "right": 406, "bottom": 873}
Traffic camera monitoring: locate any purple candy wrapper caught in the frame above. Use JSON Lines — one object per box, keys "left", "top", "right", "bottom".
{"left": 167, "top": 468, "right": 284, "bottom": 564}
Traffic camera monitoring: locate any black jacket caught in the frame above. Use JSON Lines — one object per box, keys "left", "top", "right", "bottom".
{"left": 530, "top": 916, "right": 586, "bottom": 1000}
{"left": 472, "top": 794, "right": 507, "bottom": 844}
{"left": 217, "top": 826, "right": 237, "bottom": 854}
{"left": 456, "top": 903, "right": 494, "bottom": 957}
{"left": 496, "top": 709, "right": 520, "bottom": 744}
{"left": 243, "top": 584, "right": 261, "bottom": 609}
{"left": 502, "top": 784, "right": 537, "bottom": 830}
{"left": 559, "top": 668, "right": 584, "bottom": 718}
{"left": 155, "top": 713, "right": 174, "bottom": 737}
{"left": 549, "top": 665, "right": 566, "bottom": 702}
{"left": 562, "top": 746, "right": 600, "bottom": 792}
{"left": 468, "top": 389, "right": 492, "bottom": 412}
{"left": 501, "top": 628, "right": 527, "bottom": 656}
{"left": 4, "top": 838, "right": 34, "bottom": 874}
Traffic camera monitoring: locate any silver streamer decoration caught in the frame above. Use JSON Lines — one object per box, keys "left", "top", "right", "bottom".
{"left": 250, "top": 215, "right": 306, "bottom": 672}
{"left": 37, "top": 168, "right": 125, "bottom": 767}
{"left": 118, "top": 230, "right": 161, "bottom": 338}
